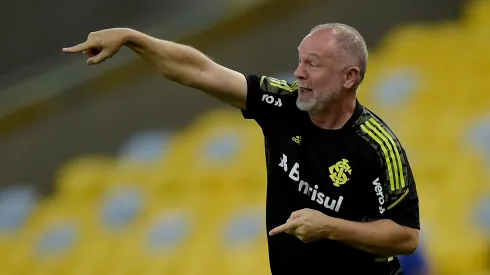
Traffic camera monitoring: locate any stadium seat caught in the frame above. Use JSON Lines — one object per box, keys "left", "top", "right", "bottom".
{"left": 0, "top": 234, "right": 22, "bottom": 275}
{"left": 115, "top": 129, "right": 186, "bottom": 196}
{"left": 430, "top": 226, "right": 488, "bottom": 274}
{"left": 359, "top": 2, "right": 490, "bottom": 272}
{"left": 64, "top": 237, "right": 111, "bottom": 275}
{"left": 53, "top": 156, "right": 117, "bottom": 201}
{"left": 164, "top": 122, "right": 265, "bottom": 200}
{"left": 97, "top": 185, "right": 146, "bottom": 232}
{"left": 218, "top": 206, "right": 269, "bottom": 275}
{"left": 463, "top": 0, "right": 490, "bottom": 39}
{"left": 7, "top": 1, "right": 490, "bottom": 274}
{"left": 10, "top": 198, "right": 85, "bottom": 275}
{"left": 133, "top": 209, "right": 194, "bottom": 275}
{"left": 118, "top": 129, "right": 173, "bottom": 164}
{"left": 0, "top": 185, "right": 38, "bottom": 234}
{"left": 466, "top": 115, "right": 490, "bottom": 167}
{"left": 473, "top": 192, "right": 490, "bottom": 236}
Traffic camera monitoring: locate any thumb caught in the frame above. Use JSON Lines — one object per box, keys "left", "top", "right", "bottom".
{"left": 288, "top": 210, "right": 303, "bottom": 222}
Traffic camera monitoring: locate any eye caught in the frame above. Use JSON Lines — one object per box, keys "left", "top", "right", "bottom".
{"left": 308, "top": 61, "right": 319, "bottom": 67}
{"left": 298, "top": 59, "right": 319, "bottom": 68}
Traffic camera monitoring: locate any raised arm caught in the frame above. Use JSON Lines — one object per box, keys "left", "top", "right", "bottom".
{"left": 62, "top": 28, "right": 248, "bottom": 110}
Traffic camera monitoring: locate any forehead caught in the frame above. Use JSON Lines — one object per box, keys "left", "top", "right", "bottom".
{"left": 298, "top": 30, "right": 338, "bottom": 58}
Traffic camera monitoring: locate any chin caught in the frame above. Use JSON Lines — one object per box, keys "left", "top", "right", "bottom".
{"left": 296, "top": 100, "right": 316, "bottom": 112}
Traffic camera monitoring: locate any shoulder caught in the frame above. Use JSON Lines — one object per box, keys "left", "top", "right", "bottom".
{"left": 351, "top": 106, "right": 409, "bottom": 167}
{"left": 352, "top": 106, "right": 414, "bottom": 192}
{"left": 241, "top": 74, "right": 301, "bottom": 124}
{"left": 246, "top": 74, "right": 299, "bottom": 97}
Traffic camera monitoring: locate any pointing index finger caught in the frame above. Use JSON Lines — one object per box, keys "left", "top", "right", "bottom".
{"left": 269, "top": 220, "right": 296, "bottom": 236}
{"left": 62, "top": 41, "right": 91, "bottom": 53}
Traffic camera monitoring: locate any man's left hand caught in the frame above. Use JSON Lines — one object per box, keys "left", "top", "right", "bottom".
{"left": 269, "top": 208, "right": 334, "bottom": 243}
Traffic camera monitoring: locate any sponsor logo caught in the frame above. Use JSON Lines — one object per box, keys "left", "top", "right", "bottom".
{"left": 372, "top": 177, "right": 385, "bottom": 214}
{"left": 279, "top": 154, "right": 343, "bottom": 212}
{"left": 261, "top": 94, "right": 282, "bottom": 107}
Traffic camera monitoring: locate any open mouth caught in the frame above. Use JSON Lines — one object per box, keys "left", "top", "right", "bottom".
{"left": 300, "top": 87, "right": 313, "bottom": 93}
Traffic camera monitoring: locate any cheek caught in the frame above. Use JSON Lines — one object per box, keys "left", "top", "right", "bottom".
{"left": 311, "top": 75, "right": 333, "bottom": 90}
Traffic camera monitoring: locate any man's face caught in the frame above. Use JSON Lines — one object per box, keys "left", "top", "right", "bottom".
{"left": 294, "top": 30, "right": 344, "bottom": 114}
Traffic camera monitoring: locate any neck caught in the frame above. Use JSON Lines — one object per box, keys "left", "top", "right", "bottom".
{"left": 309, "top": 96, "right": 357, "bottom": 130}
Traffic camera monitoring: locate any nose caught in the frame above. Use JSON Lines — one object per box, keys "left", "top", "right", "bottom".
{"left": 294, "top": 63, "right": 306, "bottom": 81}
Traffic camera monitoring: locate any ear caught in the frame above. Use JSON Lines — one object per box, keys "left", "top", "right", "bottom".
{"left": 343, "top": 66, "right": 360, "bottom": 90}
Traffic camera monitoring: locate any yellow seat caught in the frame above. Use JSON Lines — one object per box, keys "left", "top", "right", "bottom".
{"left": 427, "top": 225, "right": 488, "bottom": 274}
{"left": 376, "top": 24, "right": 435, "bottom": 59}
{"left": 463, "top": 0, "right": 490, "bottom": 39}
{"left": 25, "top": 2, "right": 489, "bottom": 273}
{"left": 6, "top": 198, "right": 91, "bottom": 275}
{"left": 0, "top": 236, "right": 24, "bottom": 275}
{"left": 63, "top": 237, "right": 111, "bottom": 275}
{"left": 359, "top": 3, "right": 490, "bottom": 272}
{"left": 98, "top": 167, "right": 155, "bottom": 212}
{"left": 161, "top": 123, "right": 265, "bottom": 199}
{"left": 196, "top": 203, "right": 267, "bottom": 275}
{"left": 186, "top": 108, "right": 251, "bottom": 130}
{"left": 53, "top": 156, "right": 117, "bottom": 202}
{"left": 158, "top": 110, "right": 265, "bottom": 200}
{"left": 123, "top": 206, "right": 206, "bottom": 275}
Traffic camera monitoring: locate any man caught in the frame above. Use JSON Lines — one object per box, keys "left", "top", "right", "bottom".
{"left": 63, "top": 23, "right": 420, "bottom": 274}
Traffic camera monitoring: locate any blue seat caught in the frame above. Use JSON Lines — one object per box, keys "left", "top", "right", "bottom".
{"left": 473, "top": 193, "right": 490, "bottom": 238}
{"left": 222, "top": 208, "right": 264, "bottom": 250}
{"left": 118, "top": 130, "right": 173, "bottom": 164}
{"left": 0, "top": 185, "right": 38, "bottom": 233}
{"left": 201, "top": 131, "right": 240, "bottom": 163}
{"left": 371, "top": 67, "right": 421, "bottom": 107}
{"left": 100, "top": 186, "right": 144, "bottom": 230}
{"left": 146, "top": 211, "right": 190, "bottom": 253}
{"left": 466, "top": 115, "right": 490, "bottom": 167}
{"left": 36, "top": 221, "right": 78, "bottom": 257}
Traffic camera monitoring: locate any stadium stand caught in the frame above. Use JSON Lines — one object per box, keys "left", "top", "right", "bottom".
{"left": 1, "top": 0, "right": 489, "bottom": 274}
{"left": 358, "top": 0, "right": 490, "bottom": 273}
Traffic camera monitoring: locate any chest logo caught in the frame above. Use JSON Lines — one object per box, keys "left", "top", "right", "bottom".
{"left": 329, "top": 159, "right": 352, "bottom": 187}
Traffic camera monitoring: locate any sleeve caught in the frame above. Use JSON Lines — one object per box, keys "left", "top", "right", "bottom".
{"left": 366, "top": 146, "right": 420, "bottom": 230}
{"left": 241, "top": 74, "right": 298, "bottom": 127}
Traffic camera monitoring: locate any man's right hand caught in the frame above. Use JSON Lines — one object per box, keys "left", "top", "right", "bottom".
{"left": 62, "top": 28, "right": 130, "bottom": 65}
{"left": 62, "top": 28, "right": 248, "bottom": 110}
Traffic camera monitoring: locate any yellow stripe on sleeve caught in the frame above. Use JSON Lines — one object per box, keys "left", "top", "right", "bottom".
{"left": 260, "top": 76, "right": 266, "bottom": 89}
{"left": 387, "top": 189, "right": 409, "bottom": 210}
{"left": 369, "top": 118, "right": 406, "bottom": 189}
{"left": 268, "top": 77, "right": 296, "bottom": 92}
{"left": 365, "top": 120, "right": 400, "bottom": 190}
{"left": 360, "top": 124, "right": 395, "bottom": 191}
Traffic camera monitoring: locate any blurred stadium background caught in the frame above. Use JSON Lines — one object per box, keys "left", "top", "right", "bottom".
{"left": 0, "top": 0, "right": 489, "bottom": 274}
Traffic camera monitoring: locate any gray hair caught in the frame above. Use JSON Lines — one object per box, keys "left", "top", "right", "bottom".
{"left": 310, "top": 23, "right": 368, "bottom": 89}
